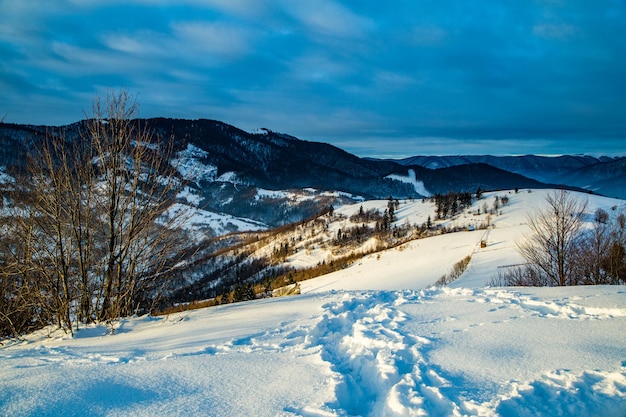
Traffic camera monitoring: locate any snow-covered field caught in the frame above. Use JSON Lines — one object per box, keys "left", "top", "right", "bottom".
{"left": 1, "top": 189, "right": 626, "bottom": 416}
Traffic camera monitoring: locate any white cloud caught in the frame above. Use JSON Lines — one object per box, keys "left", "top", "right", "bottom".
{"left": 102, "top": 32, "right": 166, "bottom": 55}
{"left": 281, "top": 0, "right": 373, "bottom": 39}
{"left": 171, "top": 21, "right": 255, "bottom": 59}
{"left": 373, "top": 70, "right": 416, "bottom": 89}
{"left": 49, "top": 41, "right": 144, "bottom": 76}
{"left": 194, "top": 0, "right": 266, "bottom": 18}
{"left": 287, "top": 52, "right": 351, "bottom": 82}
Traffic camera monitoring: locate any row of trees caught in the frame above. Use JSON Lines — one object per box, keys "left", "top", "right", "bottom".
{"left": 1, "top": 92, "right": 187, "bottom": 337}
{"left": 500, "top": 190, "right": 625, "bottom": 286}
{"left": 432, "top": 191, "right": 473, "bottom": 220}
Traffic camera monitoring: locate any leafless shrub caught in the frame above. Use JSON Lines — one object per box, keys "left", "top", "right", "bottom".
{"left": 1, "top": 91, "right": 188, "bottom": 336}
{"left": 517, "top": 190, "right": 587, "bottom": 286}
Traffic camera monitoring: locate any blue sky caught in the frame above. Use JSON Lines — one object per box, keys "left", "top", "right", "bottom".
{"left": 1, "top": 1, "right": 625, "bottom": 157}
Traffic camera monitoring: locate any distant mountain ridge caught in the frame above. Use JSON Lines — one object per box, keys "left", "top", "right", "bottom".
{"left": 394, "top": 155, "right": 602, "bottom": 181}
{"left": 561, "top": 157, "right": 626, "bottom": 200}
{"left": 391, "top": 154, "right": 625, "bottom": 199}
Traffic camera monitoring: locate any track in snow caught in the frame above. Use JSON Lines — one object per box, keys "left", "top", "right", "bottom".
{"left": 2, "top": 288, "right": 625, "bottom": 416}
{"left": 290, "top": 289, "right": 626, "bottom": 417}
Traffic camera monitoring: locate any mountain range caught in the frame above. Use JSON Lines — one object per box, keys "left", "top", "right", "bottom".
{"left": 393, "top": 154, "right": 626, "bottom": 199}
{"left": 1, "top": 118, "right": 624, "bottom": 233}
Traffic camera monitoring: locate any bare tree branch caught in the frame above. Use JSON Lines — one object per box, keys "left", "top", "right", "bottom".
{"left": 517, "top": 190, "right": 587, "bottom": 286}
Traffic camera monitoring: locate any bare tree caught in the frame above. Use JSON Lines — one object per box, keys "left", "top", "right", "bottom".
{"left": 86, "top": 91, "right": 187, "bottom": 320}
{"left": 0, "top": 217, "right": 44, "bottom": 337}
{"left": 603, "top": 212, "right": 626, "bottom": 284}
{"left": 517, "top": 190, "right": 587, "bottom": 286}
{"left": 2, "top": 90, "right": 188, "bottom": 335}
{"left": 574, "top": 208, "right": 611, "bottom": 285}
{"left": 1, "top": 173, "right": 60, "bottom": 336}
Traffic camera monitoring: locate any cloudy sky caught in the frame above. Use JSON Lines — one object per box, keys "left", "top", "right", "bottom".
{"left": 1, "top": 1, "right": 625, "bottom": 157}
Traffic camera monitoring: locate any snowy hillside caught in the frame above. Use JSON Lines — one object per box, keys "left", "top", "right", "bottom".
{"left": 1, "top": 189, "right": 626, "bottom": 416}
{"left": 295, "top": 189, "right": 626, "bottom": 291}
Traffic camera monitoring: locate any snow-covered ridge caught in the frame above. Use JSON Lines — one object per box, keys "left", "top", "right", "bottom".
{"left": 216, "top": 171, "right": 242, "bottom": 184}
{"left": 254, "top": 187, "right": 359, "bottom": 205}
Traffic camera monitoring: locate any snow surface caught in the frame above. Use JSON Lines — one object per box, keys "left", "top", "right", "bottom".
{"left": 172, "top": 144, "right": 217, "bottom": 184}
{"left": 161, "top": 203, "right": 267, "bottom": 240}
{"left": 254, "top": 187, "right": 357, "bottom": 204}
{"left": 176, "top": 186, "right": 203, "bottom": 206}
{"left": 2, "top": 189, "right": 626, "bottom": 416}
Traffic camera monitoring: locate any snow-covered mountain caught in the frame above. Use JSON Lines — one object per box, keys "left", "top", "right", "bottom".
{"left": 1, "top": 188, "right": 625, "bottom": 416}
{"left": 169, "top": 185, "right": 626, "bottom": 301}
{"left": 1, "top": 119, "right": 571, "bottom": 239}
{"left": 2, "top": 121, "right": 622, "bottom": 208}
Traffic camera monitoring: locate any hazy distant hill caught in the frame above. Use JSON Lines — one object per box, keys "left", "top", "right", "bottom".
{"left": 556, "top": 157, "right": 626, "bottom": 199}
{"left": 395, "top": 154, "right": 601, "bottom": 182}
{"left": 393, "top": 154, "right": 625, "bottom": 199}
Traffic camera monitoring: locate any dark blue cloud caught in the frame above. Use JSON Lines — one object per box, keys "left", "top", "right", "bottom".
{"left": 0, "top": 0, "right": 624, "bottom": 156}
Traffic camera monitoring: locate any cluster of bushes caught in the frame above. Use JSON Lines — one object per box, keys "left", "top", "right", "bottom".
{"left": 432, "top": 191, "right": 474, "bottom": 219}
{"left": 493, "top": 191, "right": 625, "bottom": 287}
{"left": 1, "top": 92, "right": 187, "bottom": 338}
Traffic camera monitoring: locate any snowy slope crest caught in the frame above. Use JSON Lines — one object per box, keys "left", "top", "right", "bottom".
{"left": 255, "top": 187, "right": 360, "bottom": 205}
